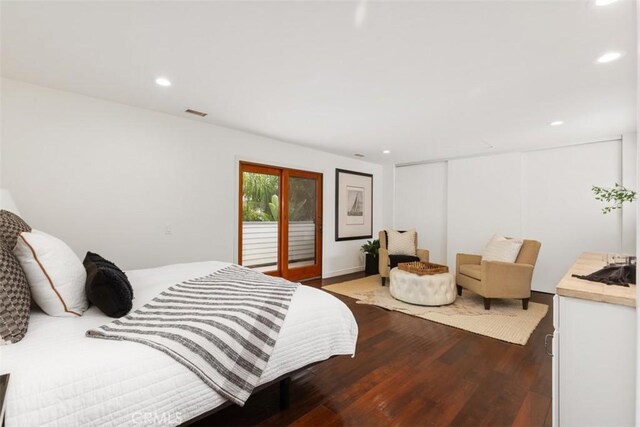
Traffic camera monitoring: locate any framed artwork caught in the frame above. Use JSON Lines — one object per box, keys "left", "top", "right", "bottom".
{"left": 335, "top": 168, "right": 373, "bottom": 241}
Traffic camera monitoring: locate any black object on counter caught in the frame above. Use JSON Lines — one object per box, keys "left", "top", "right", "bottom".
{"left": 572, "top": 264, "right": 636, "bottom": 287}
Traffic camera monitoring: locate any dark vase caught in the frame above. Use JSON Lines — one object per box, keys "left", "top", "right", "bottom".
{"left": 365, "top": 253, "right": 379, "bottom": 276}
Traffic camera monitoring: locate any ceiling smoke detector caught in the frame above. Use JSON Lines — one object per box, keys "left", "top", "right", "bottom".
{"left": 184, "top": 109, "right": 208, "bottom": 117}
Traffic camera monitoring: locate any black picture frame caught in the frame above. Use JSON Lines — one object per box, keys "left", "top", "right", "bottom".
{"left": 335, "top": 168, "right": 373, "bottom": 241}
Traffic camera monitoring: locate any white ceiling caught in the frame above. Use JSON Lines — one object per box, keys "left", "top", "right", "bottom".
{"left": 1, "top": 0, "right": 636, "bottom": 165}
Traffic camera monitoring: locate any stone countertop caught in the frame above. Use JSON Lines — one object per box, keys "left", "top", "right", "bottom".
{"left": 555, "top": 252, "right": 636, "bottom": 308}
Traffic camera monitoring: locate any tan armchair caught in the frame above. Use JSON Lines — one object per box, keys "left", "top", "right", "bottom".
{"left": 456, "top": 240, "right": 541, "bottom": 310}
{"left": 379, "top": 230, "right": 429, "bottom": 286}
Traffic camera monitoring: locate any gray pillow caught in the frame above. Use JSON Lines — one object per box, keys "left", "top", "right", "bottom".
{"left": 0, "top": 242, "right": 30, "bottom": 344}
{"left": 0, "top": 210, "right": 31, "bottom": 250}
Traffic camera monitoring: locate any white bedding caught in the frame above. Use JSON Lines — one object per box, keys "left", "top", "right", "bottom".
{"left": 0, "top": 261, "right": 358, "bottom": 427}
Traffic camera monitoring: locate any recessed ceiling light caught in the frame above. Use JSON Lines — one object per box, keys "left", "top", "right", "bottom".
{"left": 550, "top": 120, "right": 564, "bottom": 126}
{"left": 155, "top": 77, "right": 172, "bottom": 87}
{"left": 597, "top": 52, "right": 623, "bottom": 64}
{"left": 382, "top": 150, "right": 391, "bottom": 154}
{"left": 595, "top": 0, "right": 618, "bottom": 6}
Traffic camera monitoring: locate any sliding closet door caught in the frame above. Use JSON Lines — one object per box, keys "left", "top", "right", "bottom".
{"left": 447, "top": 153, "right": 523, "bottom": 268}
{"left": 238, "top": 162, "right": 322, "bottom": 281}
{"left": 395, "top": 162, "right": 448, "bottom": 264}
{"left": 522, "top": 141, "right": 622, "bottom": 293}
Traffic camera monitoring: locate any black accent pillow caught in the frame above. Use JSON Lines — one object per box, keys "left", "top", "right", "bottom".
{"left": 389, "top": 254, "right": 420, "bottom": 269}
{"left": 84, "top": 252, "right": 133, "bottom": 318}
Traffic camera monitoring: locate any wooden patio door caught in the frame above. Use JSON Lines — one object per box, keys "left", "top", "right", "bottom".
{"left": 239, "top": 162, "right": 323, "bottom": 281}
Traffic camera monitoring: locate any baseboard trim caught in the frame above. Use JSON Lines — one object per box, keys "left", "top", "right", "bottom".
{"left": 322, "top": 265, "right": 365, "bottom": 278}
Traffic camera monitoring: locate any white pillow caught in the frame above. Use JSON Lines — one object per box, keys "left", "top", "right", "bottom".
{"left": 482, "top": 234, "right": 524, "bottom": 263}
{"left": 13, "top": 230, "right": 88, "bottom": 317}
{"left": 387, "top": 229, "right": 417, "bottom": 256}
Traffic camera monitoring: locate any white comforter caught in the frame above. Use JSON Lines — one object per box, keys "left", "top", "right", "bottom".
{"left": 0, "top": 261, "right": 358, "bottom": 427}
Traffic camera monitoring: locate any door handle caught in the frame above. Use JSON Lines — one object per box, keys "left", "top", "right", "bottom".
{"left": 544, "top": 333, "right": 553, "bottom": 357}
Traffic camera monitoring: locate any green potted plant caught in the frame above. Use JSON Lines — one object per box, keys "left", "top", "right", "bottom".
{"left": 361, "top": 239, "right": 380, "bottom": 276}
{"left": 592, "top": 183, "right": 637, "bottom": 214}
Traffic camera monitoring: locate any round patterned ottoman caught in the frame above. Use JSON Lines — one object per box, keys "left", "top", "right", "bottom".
{"left": 389, "top": 267, "right": 456, "bottom": 306}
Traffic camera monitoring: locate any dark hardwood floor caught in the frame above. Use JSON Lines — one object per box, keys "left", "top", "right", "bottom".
{"left": 194, "top": 272, "right": 554, "bottom": 427}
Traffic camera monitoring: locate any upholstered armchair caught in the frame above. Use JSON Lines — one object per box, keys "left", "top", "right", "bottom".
{"left": 455, "top": 240, "right": 541, "bottom": 310}
{"left": 378, "top": 230, "right": 429, "bottom": 286}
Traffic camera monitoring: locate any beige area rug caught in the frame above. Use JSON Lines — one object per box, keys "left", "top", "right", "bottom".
{"left": 323, "top": 275, "right": 548, "bottom": 345}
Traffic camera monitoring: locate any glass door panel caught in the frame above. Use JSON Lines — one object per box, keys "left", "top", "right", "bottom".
{"left": 287, "top": 177, "right": 317, "bottom": 269}
{"left": 240, "top": 167, "right": 280, "bottom": 274}
{"left": 283, "top": 169, "right": 322, "bottom": 281}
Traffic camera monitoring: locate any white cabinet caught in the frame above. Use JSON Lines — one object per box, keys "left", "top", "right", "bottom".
{"left": 553, "top": 253, "right": 637, "bottom": 426}
{"left": 552, "top": 294, "right": 636, "bottom": 426}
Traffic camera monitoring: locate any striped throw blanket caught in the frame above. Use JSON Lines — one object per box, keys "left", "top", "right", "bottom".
{"left": 87, "top": 264, "right": 298, "bottom": 405}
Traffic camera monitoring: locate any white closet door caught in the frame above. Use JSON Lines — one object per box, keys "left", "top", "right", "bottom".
{"left": 395, "top": 162, "right": 447, "bottom": 264}
{"left": 447, "top": 153, "right": 523, "bottom": 268}
{"left": 522, "top": 141, "right": 622, "bottom": 293}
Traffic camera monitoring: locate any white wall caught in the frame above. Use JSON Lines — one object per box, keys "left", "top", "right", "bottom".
{"left": 635, "top": 3, "right": 639, "bottom": 422}
{"left": 394, "top": 139, "right": 633, "bottom": 294}
{"left": 381, "top": 162, "right": 396, "bottom": 230}
{"left": 622, "top": 132, "right": 638, "bottom": 254}
{"left": 1, "top": 78, "right": 383, "bottom": 276}
{"left": 0, "top": 77, "right": 3, "bottom": 189}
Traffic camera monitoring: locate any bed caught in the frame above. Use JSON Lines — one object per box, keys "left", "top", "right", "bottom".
{"left": 0, "top": 261, "right": 358, "bottom": 426}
